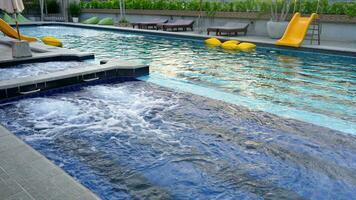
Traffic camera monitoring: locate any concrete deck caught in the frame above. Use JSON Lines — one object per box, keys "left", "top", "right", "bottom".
{"left": 0, "top": 125, "right": 100, "bottom": 200}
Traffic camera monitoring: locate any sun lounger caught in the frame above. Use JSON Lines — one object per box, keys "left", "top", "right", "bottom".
{"left": 207, "top": 22, "right": 249, "bottom": 36}
{"left": 131, "top": 18, "right": 168, "bottom": 29}
{"left": 82, "top": 17, "right": 100, "bottom": 24}
{"left": 17, "top": 13, "right": 31, "bottom": 23}
{"left": 2, "top": 13, "right": 15, "bottom": 24}
{"left": 98, "top": 17, "right": 114, "bottom": 25}
{"left": 157, "top": 20, "right": 194, "bottom": 32}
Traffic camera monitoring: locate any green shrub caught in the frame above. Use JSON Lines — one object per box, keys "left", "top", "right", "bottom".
{"left": 69, "top": 2, "right": 81, "bottom": 17}
{"left": 80, "top": 0, "right": 356, "bottom": 17}
{"left": 47, "top": 0, "right": 60, "bottom": 13}
{"left": 345, "top": 2, "right": 356, "bottom": 17}
{"left": 328, "top": 2, "right": 346, "bottom": 15}
{"left": 23, "top": 0, "right": 40, "bottom": 15}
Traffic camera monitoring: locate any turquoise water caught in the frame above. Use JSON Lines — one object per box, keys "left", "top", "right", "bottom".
{"left": 20, "top": 26, "right": 356, "bottom": 134}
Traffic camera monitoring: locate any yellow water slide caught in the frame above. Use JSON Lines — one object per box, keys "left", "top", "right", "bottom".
{"left": 0, "top": 19, "right": 38, "bottom": 42}
{"left": 276, "top": 12, "right": 318, "bottom": 48}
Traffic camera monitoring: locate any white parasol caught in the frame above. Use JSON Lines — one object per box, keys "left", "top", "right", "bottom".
{"left": 0, "top": 0, "right": 25, "bottom": 40}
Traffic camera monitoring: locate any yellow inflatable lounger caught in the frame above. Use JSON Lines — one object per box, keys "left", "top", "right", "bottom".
{"left": 222, "top": 40, "right": 240, "bottom": 45}
{"left": 42, "top": 37, "right": 63, "bottom": 47}
{"left": 237, "top": 42, "right": 256, "bottom": 51}
{"left": 276, "top": 12, "right": 318, "bottom": 48}
{"left": 221, "top": 40, "right": 240, "bottom": 50}
{"left": 221, "top": 41, "right": 255, "bottom": 51}
{"left": 0, "top": 18, "right": 38, "bottom": 42}
{"left": 205, "top": 38, "right": 221, "bottom": 47}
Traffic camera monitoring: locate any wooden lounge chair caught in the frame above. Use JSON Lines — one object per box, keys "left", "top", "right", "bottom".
{"left": 157, "top": 20, "right": 194, "bottom": 32}
{"left": 131, "top": 18, "right": 168, "bottom": 29}
{"left": 207, "top": 22, "right": 249, "bottom": 36}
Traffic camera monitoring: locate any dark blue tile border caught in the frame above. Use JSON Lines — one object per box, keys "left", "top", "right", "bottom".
{"left": 0, "top": 76, "right": 139, "bottom": 104}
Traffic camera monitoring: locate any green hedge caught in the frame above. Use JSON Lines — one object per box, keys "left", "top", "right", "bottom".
{"left": 80, "top": 0, "right": 356, "bottom": 17}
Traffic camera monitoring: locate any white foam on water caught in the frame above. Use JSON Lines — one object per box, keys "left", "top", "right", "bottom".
{"left": 82, "top": 85, "right": 180, "bottom": 140}
{"left": 21, "top": 98, "right": 80, "bottom": 119}
{"left": 0, "top": 61, "right": 89, "bottom": 81}
{"left": 10, "top": 83, "right": 183, "bottom": 146}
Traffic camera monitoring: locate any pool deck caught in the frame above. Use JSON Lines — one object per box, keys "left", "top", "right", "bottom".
{"left": 0, "top": 125, "right": 100, "bottom": 200}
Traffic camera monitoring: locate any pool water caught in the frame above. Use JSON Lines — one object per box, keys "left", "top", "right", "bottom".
{"left": 0, "top": 61, "right": 91, "bottom": 81}
{"left": 0, "top": 81, "right": 355, "bottom": 200}
{"left": 20, "top": 26, "right": 356, "bottom": 134}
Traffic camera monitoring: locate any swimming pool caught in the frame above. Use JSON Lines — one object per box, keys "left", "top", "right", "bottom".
{"left": 0, "top": 61, "right": 91, "bottom": 81}
{"left": 0, "top": 81, "right": 355, "bottom": 200}
{"left": 19, "top": 25, "right": 356, "bottom": 134}
{"left": 0, "top": 25, "right": 355, "bottom": 200}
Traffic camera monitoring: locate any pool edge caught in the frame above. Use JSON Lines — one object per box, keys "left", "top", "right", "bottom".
{"left": 0, "top": 125, "right": 101, "bottom": 200}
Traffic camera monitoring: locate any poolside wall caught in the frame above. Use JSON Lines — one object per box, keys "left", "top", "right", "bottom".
{"left": 80, "top": 12, "right": 356, "bottom": 43}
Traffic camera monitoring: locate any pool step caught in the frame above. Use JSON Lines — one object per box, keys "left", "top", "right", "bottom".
{"left": 0, "top": 125, "right": 100, "bottom": 200}
{"left": 0, "top": 38, "right": 94, "bottom": 67}
{"left": 0, "top": 59, "right": 149, "bottom": 101}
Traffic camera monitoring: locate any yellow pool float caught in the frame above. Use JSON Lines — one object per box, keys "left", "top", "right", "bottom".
{"left": 41, "top": 36, "right": 63, "bottom": 47}
{"left": 205, "top": 38, "right": 221, "bottom": 47}
{"left": 237, "top": 42, "right": 256, "bottom": 51}
{"left": 222, "top": 40, "right": 240, "bottom": 45}
{"left": 220, "top": 40, "right": 240, "bottom": 50}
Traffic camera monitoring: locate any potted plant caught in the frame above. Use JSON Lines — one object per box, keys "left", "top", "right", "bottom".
{"left": 267, "top": 0, "right": 293, "bottom": 39}
{"left": 117, "top": 17, "right": 130, "bottom": 27}
{"left": 69, "top": 2, "right": 81, "bottom": 23}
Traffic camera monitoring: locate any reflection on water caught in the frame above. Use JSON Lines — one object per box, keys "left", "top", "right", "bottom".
{"left": 21, "top": 26, "right": 356, "bottom": 125}
{"left": 0, "top": 82, "right": 355, "bottom": 200}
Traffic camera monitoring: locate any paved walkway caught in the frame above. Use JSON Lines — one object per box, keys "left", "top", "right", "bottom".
{"left": 0, "top": 126, "right": 100, "bottom": 200}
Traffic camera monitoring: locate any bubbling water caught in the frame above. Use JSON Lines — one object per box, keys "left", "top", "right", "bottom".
{"left": 0, "top": 81, "right": 355, "bottom": 200}
{"left": 0, "top": 61, "right": 91, "bottom": 81}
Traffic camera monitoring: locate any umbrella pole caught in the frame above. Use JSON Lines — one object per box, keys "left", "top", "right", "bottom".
{"left": 14, "top": 13, "right": 22, "bottom": 41}
{"left": 10, "top": 0, "right": 22, "bottom": 41}
{"left": 197, "top": 0, "right": 203, "bottom": 33}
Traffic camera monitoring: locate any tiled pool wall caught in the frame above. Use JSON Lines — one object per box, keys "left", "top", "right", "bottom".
{"left": 0, "top": 60, "right": 149, "bottom": 102}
